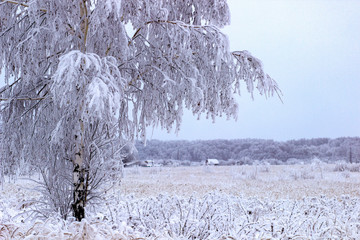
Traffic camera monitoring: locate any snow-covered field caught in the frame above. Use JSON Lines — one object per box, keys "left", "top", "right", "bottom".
{"left": 1, "top": 163, "right": 360, "bottom": 239}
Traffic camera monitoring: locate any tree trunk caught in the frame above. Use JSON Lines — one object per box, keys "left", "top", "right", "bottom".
{"left": 72, "top": 152, "right": 85, "bottom": 220}
{"left": 72, "top": 120, "right": 86, "bottom": 221}
{"left": 71, "top": 0, "right": 89, "bottom": 221}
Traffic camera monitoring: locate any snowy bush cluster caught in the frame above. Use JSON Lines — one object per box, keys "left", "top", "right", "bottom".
{"left": 333, "top": 162, "right": 360, "bottom": 172}
{"left": 1, "top": 185, "right": 360, "bottom": 239}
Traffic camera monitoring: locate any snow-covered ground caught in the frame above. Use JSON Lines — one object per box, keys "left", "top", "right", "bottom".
{"left": 1, "top": 163, "right": 360, "bottom": 239}
{"left": 120, "top": 164, "right": 360, "bottom": 199}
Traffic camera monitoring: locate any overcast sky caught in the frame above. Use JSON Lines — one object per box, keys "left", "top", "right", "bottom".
{"left": 150, "top": 0, "right": 360, "bottom": 141}
{"left": 1, "top": 0, "right": 359, "bottom": 141}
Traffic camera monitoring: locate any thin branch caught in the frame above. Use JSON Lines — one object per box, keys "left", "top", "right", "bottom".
{"left": 36, "top": 83, "right": 48, "bottom": 96}
{"left": 145, "top": 19, "right": 216, "bottom": 30}
{"left": 0, "top": 14, "right": 28, "bottom": 37}
{"left": 105, "top": 43, "right": 112, "bottom": 56}
{"left": 1, "top": 0, "right": 47, "bottom": 12}
{"left": 1, "top": 0, "right": 28, "bottom": 8}
{"left": 0, "top": 78, "right": 21, "bottom": 95}
{"left": 0, "top": 97, "right": 45, "bottom": 101}
{"left": 21, "top": 91, "right": 48, "bottom": 117}
{"left": 128, "top": 27, "right": 142, "bottom": 46}
{"left": 128, "top": 20, "right": 217, "bottom": 46}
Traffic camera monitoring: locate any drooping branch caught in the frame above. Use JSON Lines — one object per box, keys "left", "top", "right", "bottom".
{"left": 232, "top": 50, "right": 282, "bottom": 101}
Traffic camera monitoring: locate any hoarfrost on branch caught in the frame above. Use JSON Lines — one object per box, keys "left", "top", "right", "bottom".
{"left": 0, "top": 0, "right": 280, "bottom": 220}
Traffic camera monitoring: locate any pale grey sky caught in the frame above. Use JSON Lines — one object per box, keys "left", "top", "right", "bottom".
{"left": 1, "top": 0, "right": 359, "bottom": 141}
{"left": 151, "top": 0, "right": 360, "bottom": 141}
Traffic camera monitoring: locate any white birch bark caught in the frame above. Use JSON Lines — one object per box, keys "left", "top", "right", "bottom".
{"left": 71, "top": 0, "right": 88, "bottom": 221}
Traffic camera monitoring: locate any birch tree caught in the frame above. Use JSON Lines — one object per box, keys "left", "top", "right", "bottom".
{"left": 0, "top": 0, "right": 280, "bottom": 221}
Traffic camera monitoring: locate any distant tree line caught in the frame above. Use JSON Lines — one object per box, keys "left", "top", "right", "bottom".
{"left": 135, "top": 137, "right": 360, "bottom": 164}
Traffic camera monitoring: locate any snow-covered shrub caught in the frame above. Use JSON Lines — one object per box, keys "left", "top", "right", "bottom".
{"left": 247, "top": 169, "right": 258, "bottom": 180}
{"left": 310, "top": 158, "right": 325, "bottom": 179}
{"left": 259, "top": 162, "right": 271, "bottom": 172}
{"left": 123, "top": 193, "right": 234, "bottom": 239}
{"left": 290, "top": 169, "right": 315, "bottom": 180}
{"left": 0, "top": 218, "right": 139, "bottom": 240}
{"left": 334, "top": 161, "right": 360, "bottom": 172}
{"left": 230, "top": 167, "right": 247, "bottom": 180}
{"left": 349, "top": 164, "right": 360, "bottom": 172}
{"left": 334, "top": 161, "right": 348, "bottom": 172}
{"left": 23, "top": 150, "right": 124, "bottom": 220}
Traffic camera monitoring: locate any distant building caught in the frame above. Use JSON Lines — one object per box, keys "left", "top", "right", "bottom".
{"left": 205, "top": 158, "right": 219, "bottom": 166}
{"left": 144, "top": 160, "right": 154, "bottom": 167}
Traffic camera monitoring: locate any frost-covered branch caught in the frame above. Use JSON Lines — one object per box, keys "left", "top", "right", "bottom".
{"left": 232, "top": 51, "right": 282, "bottom": 100}
{"left": 1, "top": 0, "right": 30, "bottom": 9}
{"left": 0, "top": 97, "right": 45, "bottom": 101}
{"left": 0, "top": 0, "right": 47, "bottom": 12}
{"left": 0, "top": 0, "right": 280, "bottom": 220}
